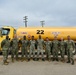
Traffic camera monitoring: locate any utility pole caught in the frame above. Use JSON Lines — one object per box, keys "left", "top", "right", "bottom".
{"left": 23, "top": 16, "right": 28, "bottom": 27}
{"left": 40, "top": 21, "right": 45, "bottom": 27}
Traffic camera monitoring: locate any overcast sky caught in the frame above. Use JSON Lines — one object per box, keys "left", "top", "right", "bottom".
{"left": 0, "top": 0, "right": 76, "bottom": 28}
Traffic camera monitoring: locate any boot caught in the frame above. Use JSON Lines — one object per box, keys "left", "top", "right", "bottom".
{"left": 6, "top": 60, "right": 9, "bottom": 63}
{"left": 33, "top": 58, "right": 35, "bottom": 61}
{"left": 34, "top": 58, "right": 37, "bottom": 61}
{"left": 4, "top": 60, "right": 9, "bottom": 65}
{"left": 71, "top": 59, "right": 74, "bottom": 65}
{"left": 61, "top": 57, "right": 64, "bottom": 61}
{"left": 33, "top": 58, "right": 37, "bottom": 61}
{"left": 37, "top": 58, "right": 39, "bottom": 61}
{"left": 28, "top": 58, "right": 30, "bottom": 61}
{"left": 12, "top": 58, "right": 14, "bottom": 63}
{"left": 62, "top": 59, "right": 65, "bottom": 63}
{"left": 67, "top": 60, "right": 70, "bottom": 63}
{"left": 56, "top": 58, "right": 59, "bottom": 62}
{"left": 52, "top": 58, "right": 55, "bottom": 61}
{"left": 46, "top": 56, "right": 48, "bottom": 60}
{"left": 42, "top": 58, "right": 45, "bottom": 61}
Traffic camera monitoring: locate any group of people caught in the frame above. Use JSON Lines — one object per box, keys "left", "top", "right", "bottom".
{"left": 1, "top": 34, "right": 75, "bottom": 65}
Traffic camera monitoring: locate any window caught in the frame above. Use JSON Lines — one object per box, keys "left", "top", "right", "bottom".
{"left": 2, "top": 28, "right": 10, "bottom": 35}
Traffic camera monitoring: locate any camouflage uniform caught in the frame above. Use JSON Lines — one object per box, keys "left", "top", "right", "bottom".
{"left": 37, "top": 39, "right": 44, "bottom": 60}
{"left": 52, "top": 40, "right": 59, "bottom": 61}
{"left": 29, "top": 40, "right": 36, "bottom": 59}
{"left": 21, "top": 40, "right": 29, "bottom": 59}
{"left": 66, "top": 40, "right": 75, "bottom": 64}
{"left": 11, "top": 38, "right": 18, "bottom": 61}
{"left": 59, "top": 41, "right": 65, "bottom": 60}
{"left": 44, "top": 41, "right": 52, "bottom": 60}
{"left": 1, "top": 39, "right": 10, "bottom": 64}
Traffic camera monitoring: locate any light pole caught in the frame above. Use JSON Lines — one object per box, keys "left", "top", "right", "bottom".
{"left": 23, "top": 16, "right": 28, "bottom": 27}
{"left": 40, "top": 21, "right": 45, "bottom": 27}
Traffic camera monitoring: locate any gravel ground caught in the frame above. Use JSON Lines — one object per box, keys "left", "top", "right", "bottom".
{"left": 0, "top": 55, "right": 76, "bottom": 75}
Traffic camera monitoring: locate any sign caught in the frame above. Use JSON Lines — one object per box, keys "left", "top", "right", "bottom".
{"left": 52, "top": 32, "right": 60, "bottom": 37}
{"left": 21, "top": 32, "right": 27, "bottom": 34}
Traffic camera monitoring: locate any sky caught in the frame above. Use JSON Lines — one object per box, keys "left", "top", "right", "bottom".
{"left": 0, "top": 0, "right": 76, "bottom": 28}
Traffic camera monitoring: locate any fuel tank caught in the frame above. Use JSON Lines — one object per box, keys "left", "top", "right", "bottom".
{"left": 16, "top": 27, "right": 76, "bottom": 41}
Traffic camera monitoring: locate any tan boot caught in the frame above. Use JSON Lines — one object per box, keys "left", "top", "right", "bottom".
{"left": 4, "top": 61, "right": 9, "bottom": 65}
{"left": 6, "top": 60, "right": 9, "bottom": 63}
{"left": 12, "top": 59, "right": 14, "bottom": 63}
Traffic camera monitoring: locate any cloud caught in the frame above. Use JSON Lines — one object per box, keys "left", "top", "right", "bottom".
{"left": 0, "top": 0, "right": 76, "bottom": 28}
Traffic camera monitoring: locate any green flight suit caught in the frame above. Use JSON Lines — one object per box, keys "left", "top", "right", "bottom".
{"left": 11, "top": 38, "right": 18, "bottom": 60}
{"left": 45, "top": 41, "right": 52, "bottom": 60}
{"left": 52, "top": 40, "right": 59, "bottom": 60}
{"left": 29, "top": 40, "right": 36, "bottom": 58}
{"left": 37, "top": 39, "right": 44, "bottom": 59}
{"left": 1, "top": 39, "right": 10, "bottom": 63}
{"left": 59, "top": 41, "right": 65, "bottom": 60}
{"left": 21, "top": 40, "right": 29, "bottom": 59}
{"left": 66, "top": 40, "right": 75, "bottom": 62}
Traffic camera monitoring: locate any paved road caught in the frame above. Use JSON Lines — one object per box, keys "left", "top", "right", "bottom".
{"left": 0, "top": 55, "right": 76, "bottom": 75}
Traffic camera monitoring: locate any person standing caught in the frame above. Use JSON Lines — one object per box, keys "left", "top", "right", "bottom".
{"left": 44, "top": 37, "right": 52, "bottom": 61}
{"left": 59, "top": 38, "right": 65, "bottom": 62}
{"left": 52, "top": 36, "right": 59, "bottom": 61}
{"left": 21, "top": 36, "right": 29, "bottom": 61}
{"left": 66, "top": 36, "right": 75, "bottom": 65}
{"left": 29, "top": 36, "right": 36, "bottom": 61}
{"left": 11, "top": 34, "right": 19, "bottom": 62}
{"left": 1, "top": 35, "right": 10, "bottom": 65}
{"left": 37, "top": 35, "right": 45, "bottom": 61}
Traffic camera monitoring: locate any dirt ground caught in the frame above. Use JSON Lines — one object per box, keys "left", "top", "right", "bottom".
{"left": 0, "top": 55, "right": 76, "bottom": 75}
